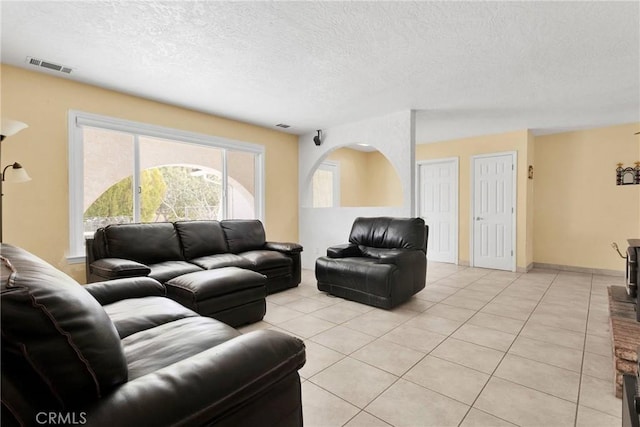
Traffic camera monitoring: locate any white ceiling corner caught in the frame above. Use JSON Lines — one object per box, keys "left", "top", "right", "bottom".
{"left": 1, "top": 1, "right": 638, "bottom": 143}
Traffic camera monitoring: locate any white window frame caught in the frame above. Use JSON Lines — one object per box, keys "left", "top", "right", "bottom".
{"left": 313, "top": 160, "right": 340, "bottom": 208}
{"left": 68, "top": 110, "right": 265, "bottom": 262}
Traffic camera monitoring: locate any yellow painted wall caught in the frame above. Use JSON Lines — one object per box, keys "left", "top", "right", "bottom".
{"left": 526, "top": 130, "right": 535, "bottom": 267}
{"left": 366, "top": 150, "right": 403, "bottom": 207}
{"left": 534, "top": 123, "right": 640, "bottom": 271}
{"left": 416, "top": 130, "right": 533, "bottom": 270}
{"left": 0, "top": 64, "right": 299, "bottom": 282}
{"left": 327, "top": 147, "right": 402, "bottom": 207}
{"left": 327, "top": 148, "right": 369, "bottom": 206}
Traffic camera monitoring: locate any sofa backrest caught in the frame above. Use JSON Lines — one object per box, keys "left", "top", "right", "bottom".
{"left": 221, "top": 220, "right": 266, "bottom": 254}
{"left": 174, "top": 220, "right": 228, "bottom": 260}
{"left": 349, "top": 217, "right": 427, "bottom": 252}
{"left": 1, "top": 244, "right": 128, "bottom": 413}
{"left": 102, "top": 222, "right": 183, "bottom": 264}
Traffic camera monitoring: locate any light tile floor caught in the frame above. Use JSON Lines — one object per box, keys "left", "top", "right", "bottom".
{"left": 238, "top": 262, "right": 623, "bottom": 427}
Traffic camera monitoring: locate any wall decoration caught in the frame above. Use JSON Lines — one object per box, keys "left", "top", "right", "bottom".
{"left": 616, "top": 162, "right": 640, "bottom": 185}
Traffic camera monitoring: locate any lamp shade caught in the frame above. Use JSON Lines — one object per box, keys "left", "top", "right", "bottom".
{"left": 1, "top": 118, "right": 28, "bottom": 138}
{"left": 3, "top": 163, "right": 31, "bottom": 183}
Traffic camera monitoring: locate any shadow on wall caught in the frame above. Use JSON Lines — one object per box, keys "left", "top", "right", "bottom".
{"left": 305, "top": 144, "right": 403, "bottom": 208}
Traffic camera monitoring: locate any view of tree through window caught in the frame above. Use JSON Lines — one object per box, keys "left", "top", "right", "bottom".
{"left": 156, "top": 167, "right": 222, "bottom": 221}
{"left": 84, "top": 166, "right": 223, "bottom": 233}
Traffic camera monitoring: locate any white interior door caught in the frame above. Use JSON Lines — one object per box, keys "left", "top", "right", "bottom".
{"left": 418, "top": 158, "right": 458, "bottom": 263}
{"left": 472, "top": 153, "right": 515, "bottom": 271}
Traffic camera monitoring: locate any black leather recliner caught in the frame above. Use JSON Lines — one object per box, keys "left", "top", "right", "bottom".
{"left": 315, "top": 217, "right": 428, "bottom": 309}
{"left": 1, "top": 244, "right": 305, "bottom": 426}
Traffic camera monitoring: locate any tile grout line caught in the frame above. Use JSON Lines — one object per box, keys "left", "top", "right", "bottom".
{"left": 340, "top": 269, "right": 530, "bottom": 426}
{"left": 290, "top": 268, "right": 610, "bottom": 426}
{"left": 344, "top": 267, "right": 524, "bottom": 422}
{"left": 321, "top": 266, "right": 481, "bottom": 424}
{"left": 573, "top": 271, "right": 594, "bottom": 427}
{"left": 455, "top": 270, "right": 560, "bottom": 426}
{"left": 341, "top": 266, "right": 482, "bottom": 423}
{"left": 340, "top": 409, "right": 389, "bottom": 427}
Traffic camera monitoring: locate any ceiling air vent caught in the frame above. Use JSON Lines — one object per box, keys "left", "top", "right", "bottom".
{"left": 26, "top": 56, "right": 73, "bottom": 74}
{"left": 276, "top": 123, "right": 290, "bottom": 129}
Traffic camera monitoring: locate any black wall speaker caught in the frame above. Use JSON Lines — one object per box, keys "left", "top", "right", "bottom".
{"left": 313, "top": 130, "right": 322, "bottom": 146}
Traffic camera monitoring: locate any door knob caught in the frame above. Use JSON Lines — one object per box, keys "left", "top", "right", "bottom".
{"left": 476, "top": 217, "right": 484, "bottom": 221}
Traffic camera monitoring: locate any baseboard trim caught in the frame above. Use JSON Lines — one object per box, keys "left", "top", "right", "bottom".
{"left": 516, "top": 263, "right": 534, "bottom": 273}
{"left": 451, "top": 260, "right": 622, "bottom": 276}
{"left": 532, "top": 262, "right": 624, "bottom": 277}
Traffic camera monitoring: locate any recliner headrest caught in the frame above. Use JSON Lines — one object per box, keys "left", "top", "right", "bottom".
{"left": 349, "top": 217, "right": 427, "bottom": 251}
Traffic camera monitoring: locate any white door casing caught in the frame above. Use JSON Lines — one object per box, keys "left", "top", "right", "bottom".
{"left": 417, "top": 158, "right": 458, "bottom": 264}
{"left": 471, "top": 152, "right": 516, "bottom": 271}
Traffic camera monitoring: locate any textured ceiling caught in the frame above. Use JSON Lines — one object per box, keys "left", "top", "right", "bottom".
{"left": 1, "top": 1, "right": 638, "bottom": 143}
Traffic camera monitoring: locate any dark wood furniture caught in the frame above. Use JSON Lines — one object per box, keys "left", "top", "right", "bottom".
{"left": 609, "top": 286, "right": 640, "bottom": 397}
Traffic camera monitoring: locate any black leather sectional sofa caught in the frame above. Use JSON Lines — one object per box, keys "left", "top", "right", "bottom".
{"left": 1, "top": 244, "right": 306, "bottom": 426}
{"left": 86, "top": 219, "right": 302, "bottom": 294}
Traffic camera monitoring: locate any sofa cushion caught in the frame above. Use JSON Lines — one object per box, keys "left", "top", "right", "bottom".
{"left": 175, "top": 220, "right": 228, "bottom": 260}
{"left": 221, "top": 220, "right": 266, "bottom": 253}
{"left": 122, "top": 316, "right": 240, "bottom": 380}
{"left": 0, "top": 244, "right": 128, "bottom": 405}
{"left": 166, "top": 267, "right": 266, "bottom": 301}
{"left": 103, "top": 222, "right": 183, "bottom": 264}
{"left": 239, "top": 250, "right": 293, "bottom": 271}
{"left": 148, "top": 261, "right": 202, "bottom": 283}
{"left": 103, "top": 296, "right": 199, "bottom": 339}
{"left": 189, "top": 253, "right": 252, "bottom": 270}
{"left": 349, "top": 217, "right": 426, "bottom": 251}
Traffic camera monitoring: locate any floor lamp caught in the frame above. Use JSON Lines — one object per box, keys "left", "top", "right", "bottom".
{"left": 1, "top": 118, "right": 31, "bottom": 243}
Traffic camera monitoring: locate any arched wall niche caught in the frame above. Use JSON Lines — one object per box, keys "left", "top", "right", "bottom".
{"left": 298, "top": 110, "right": 416, "bottom": 268}
{"left": 303, "top": 144, "right": 404, "bottom": 208}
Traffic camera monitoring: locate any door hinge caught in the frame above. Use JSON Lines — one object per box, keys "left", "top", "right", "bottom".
{"left": 511, "top": 250, "right": 514, "bottom": 256}
{"left": 512, "top": 164, "right": 514, "bottom": 171}
{"left": 512, "top": 207, "right": 514, "bottom": 213}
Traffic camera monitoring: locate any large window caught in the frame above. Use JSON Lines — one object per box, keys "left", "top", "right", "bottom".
{"left": 69, "top": 111, "right": 264, "bottom": 260}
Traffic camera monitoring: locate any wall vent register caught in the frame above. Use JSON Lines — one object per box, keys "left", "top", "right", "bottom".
{"left": 26, "top": 56, "right": 73, "bottom": 74}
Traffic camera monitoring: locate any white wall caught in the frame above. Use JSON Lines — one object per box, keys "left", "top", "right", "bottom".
{"left": 298, "top": 110, "right": 416, "bottom": 268}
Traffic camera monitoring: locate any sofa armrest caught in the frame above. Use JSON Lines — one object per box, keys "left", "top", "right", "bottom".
{"left": 82, "top": 330, "right": 306, "bottom": 426}
{"left": 84, "top": 277, "right": 165, "bottom": 305}
{"left": 89, "top": 258, "right": 151, "bottom": 280}
{"left": 264, "top": 241, "right": 303, "bottom": 254}
{"left": 327, "top": 243, "right": 361, "bottom": 258}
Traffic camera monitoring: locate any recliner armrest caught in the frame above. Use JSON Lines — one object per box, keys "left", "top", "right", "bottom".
{"left": 90, "top": 258, "right": 151, "bottom": 280}
{"left": 82, "top": 330, "right": 306, "bottom": 426}
{"left": 84, "top": 277, "right": 165, "bottom": 305}
{"left": 264, "top": 241, "right": 303, "bottom": 254}
{"left": 376, "top": 249, "right": 424, "bottom": 266}
{"left": 327, "top": 243, "right": 361, "bottom": 258}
